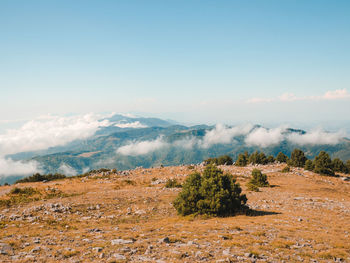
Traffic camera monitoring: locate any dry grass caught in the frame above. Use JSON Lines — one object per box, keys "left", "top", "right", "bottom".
{"left": 0, "top": 164, "right": 349, "bottom": 262}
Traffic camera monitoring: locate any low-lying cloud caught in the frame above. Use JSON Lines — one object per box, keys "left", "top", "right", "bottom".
{"left": 287, "top": 129, "right": 345, "bottom": 145}
{"left": 200, "top": 124, "right": 253, "bottom": 148}
{"left": 116, "top": 137, "right": 168, "bottom": 156}
{"left": 245, "top": 127, "right": 287, "bottom": 147}
{"left": 0, "top": 114, "right": 110, "bottom": 156}
{"left": 116, "top": 123, "right": 347, "bottom": 155}
{"left": 116, "top": 124, "right": 254, "bottom": 155}
{"left": 246, "top": 127, "right": 345, "bottom": 147}
{"left": 0, "top": 158, "right": 41, "bottom": 178}
{"left": 115, "top": 121, "right": 147, "bottom": 129}
{"left": 0, "top": 113, "right": 110, "bottom": 180}
{"left": 58, "top": 163, "right": 78, "bottom": 177}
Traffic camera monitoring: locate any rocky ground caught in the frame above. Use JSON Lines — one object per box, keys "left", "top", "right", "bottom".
{"left": 1, "top": 164, "right": 350, "bottom": 262}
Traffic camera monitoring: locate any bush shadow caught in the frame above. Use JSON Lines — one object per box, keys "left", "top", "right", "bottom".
{"left": 245, "top": 209, "right": 281, "bottom": 217}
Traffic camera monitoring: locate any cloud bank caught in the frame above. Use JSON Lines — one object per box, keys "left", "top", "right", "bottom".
{"left": 287, "top": 129, "right": 345, "bottom": 145}
{"left": 246, "top": 127, "right": 345, "bottom": 147}
{"left": 0, "top": 113, "right": 110, "bottom": 179}
{"left": 116, "top": 124, "right": 346, "bottom": 155}
{"left": 0, "top": 114, "right": 110, "bottom": 156}
{"left": 116, "top": 124, "right": 254, "bottom": 156}
{"left": 58, "top": 163, "right": 78, "bottom": 177}
{"left": 0, "top": 158, "right": 41, "bottom": 178}
{"left": 116, "top": 137, "right": 168, "bottom": 156}
{"left": 115, "top": 121, "right": 147, "bottom": 129}
{"left": 245, "top": 127, "right": 287, "bottom": 147}
{"left": 199, "top": 124, "right": 253, "bottom": 148}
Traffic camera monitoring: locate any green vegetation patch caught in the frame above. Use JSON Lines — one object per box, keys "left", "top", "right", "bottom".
{"left": 173, "top": 164, "right": 247, "bottom": 216}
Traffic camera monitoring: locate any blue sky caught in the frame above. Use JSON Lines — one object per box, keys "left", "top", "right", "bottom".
{"left": 1, "top": 0, "right": 350, "bottom": 127}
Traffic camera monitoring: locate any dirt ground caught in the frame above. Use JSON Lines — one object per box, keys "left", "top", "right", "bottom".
{"left": 1, "top": 164, "right": 350, "bottom": 262}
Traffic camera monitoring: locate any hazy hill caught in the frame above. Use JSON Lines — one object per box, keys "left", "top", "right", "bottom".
{"left": 4, "top": 115, "right": 350, "bottom": 183}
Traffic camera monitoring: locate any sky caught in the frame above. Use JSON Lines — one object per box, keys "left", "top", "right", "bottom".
{"left": 1, "top": 0, "right": 350, "bottom": 128}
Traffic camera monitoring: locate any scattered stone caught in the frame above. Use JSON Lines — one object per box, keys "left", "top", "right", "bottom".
{"left": 92, "top": 247, "right": 103, "bottom": 253}
{"left": 112, "top": 253, "right": 126, "bottom": 260}
{"left": 158, "top": 237, "right": 170, "bottom": 243}
{"left": 111, "top": 239, "right": 135, "bottom": 245}
{"left": 31, "top": 246, "right": 41, "bottom": 253}
{"left": 0, "top": 243, "right": 14, "bottom": 256}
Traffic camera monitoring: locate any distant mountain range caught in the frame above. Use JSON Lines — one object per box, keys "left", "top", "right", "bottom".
{"left": 3, "top": 114, "right": 350, "bottom": 184}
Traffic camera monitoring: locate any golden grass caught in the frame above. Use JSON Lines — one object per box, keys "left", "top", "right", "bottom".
{"left": 0, "top": 164, "right": 349, "bottom": 262}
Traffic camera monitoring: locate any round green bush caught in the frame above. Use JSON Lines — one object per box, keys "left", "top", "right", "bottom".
{"left": 173, "top": 165, "right": 247, "bottom": 216}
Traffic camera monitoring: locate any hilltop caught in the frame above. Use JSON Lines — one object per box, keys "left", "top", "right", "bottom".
{"left": 1, "top": 163, "right": 350, "bottom": 262}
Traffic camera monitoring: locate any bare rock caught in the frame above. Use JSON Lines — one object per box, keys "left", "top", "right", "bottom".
{"left": 0, "top": 243, "right": 14, "bottom": 256}
{"left": 111, "top": 239, "right": 134, "bottom": 245}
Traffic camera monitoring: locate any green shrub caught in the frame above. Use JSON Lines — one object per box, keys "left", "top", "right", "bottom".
{"left": 267, "top": 155, "right": 275, "bottom": 164}
{"left": 313, "top": 151, "right": 335, "bottom": 176}
{"left": 204, "top": 155, "right": 233, "bottom": 166}
{"left": 248, "top": 169, "right": 269, "bottom": 187}
{"left": 173, "top": 165, "right": 247, "bottom": 216}
{"left": 246, "top": 183, "right": 260, "bottom": 192}
{"left": 165, "top": 179, "right": 182, "bottom": 188}
{"left": 281, "top": 166, "right": 290, "bottom": 173}
{"left": 16, "top": 173, "right": 66, "bottom": 183}
{"left": 249, "top": 151, "right": 267, "bottom": 165}
{"left": 235, "top": 153, "right": 248, "bottom": 167}
{"left": 10, "top": 187, "right": 38, "bottom": 195}
{"left": 346, "top": 160, "right": 350, "bottom": 174}
{"left": 288, "top": 149, "right": 307, "bottom": 167}
{"left": 332, "top": 158, "right": 347, "bottom": 173}
{"left": 304, "top": 160, "right": 314, "bottom": 171}
{"left": 217, "top": 155, "right": 233, "bottom": 165}
{"left": 276, "top": 152, "right": 288, "bottom": 163}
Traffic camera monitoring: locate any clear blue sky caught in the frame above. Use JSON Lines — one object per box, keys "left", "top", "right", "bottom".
{"left": 1, "top": 0, "right": 350, "bottom": 126}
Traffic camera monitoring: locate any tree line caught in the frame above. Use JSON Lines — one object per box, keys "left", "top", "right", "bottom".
{"left": 235, "top": 149, "right": 350, "bottom": 176}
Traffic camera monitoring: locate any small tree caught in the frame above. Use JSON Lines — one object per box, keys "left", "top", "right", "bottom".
{"left": 276, "top": 152, "right": 288, "bottom": 163}
{"left": 304, "top": 160, "right": 315, "bottom": 171}
{"left": 346, "top": 160, "right": 350, "bottom": 174}
{"left": 173, "top": 165, "right": 247, "bottom": 216}
{"left": 217, "top": 155, "right": 233, "bottom": 165}
{"left": 204, "top": 157, "right": 217, "bottom": 165}
{"left": 267, "top": 155, "right": 275, "bottom": 164}
{"left": 289, "top": 149, "right": 307, "bottom": 167}
{"left": 165, "top": 178, "right": 182, "bottom": 188}
{"left": 313, "top": 151, "right": 335, "bottom": 176}
{"left": 249, "top": 151, "right": 267, "bottom": 165}
{"left": 332, "top": 158, "right": 347, "bottom": 173}
{"left": 235, "top": 153, "right": 248, "bottom": 167}
{"left": 247, "top": 169, "right": 269, "bottom": 190}
{"left": 281, "top": 166, "right": 290, "bottom": 173}
{"left": 204, "top": 155, "right": 233, "bottom": 166}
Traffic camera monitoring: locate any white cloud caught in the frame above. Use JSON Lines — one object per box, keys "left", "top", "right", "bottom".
{"left": 321, "top": 89, "right": 350, "bottom": 100}
{"left": 200, "top": 124, "right": 253, "bottom": 148}
{"left": 246, "top": 89, "right": 350, "bottom": 104}
{"left": 245, "top": 126, "right": 287, "bottom": 148}
{"left": 115, "top": 121, "right": 147, "bottom": 129}
{"left": 0, "top": 158, "right": 41, "bottom": 178}
{"left": 116, "top": 137, "right": 168, "bottom": 156}
{"left": 287, "top": 129, "right": 345, "bottom": 145}
{"left": 173, "top": 137, "right": 198, "bottom": 149}
{"left": 0, "top": 113, "right": 110, "bottom": 156}
{"left": 58, "top": 163, "right": 78, "bottom": 176}
{"left": 278, "top": 93, "right": 299, "bottom": 102}
{"left": 118, "top": 113, "right": 137, "bottom": 118}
